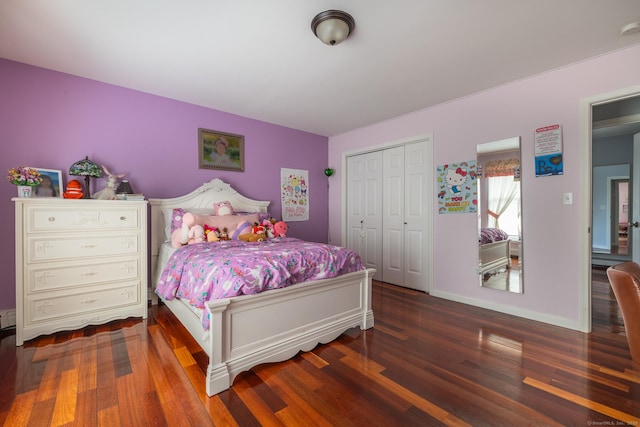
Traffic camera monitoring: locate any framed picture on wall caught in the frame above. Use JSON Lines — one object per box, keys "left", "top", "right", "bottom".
{"left": 198, "top": 128, "right": 245, "bottom": 172}
{"left": 31, "top": 168, "right": 63, "bottom": 198}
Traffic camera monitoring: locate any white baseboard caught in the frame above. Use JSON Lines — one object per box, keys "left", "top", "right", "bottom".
{"left": 0, "top": 309, "right": 16, "bottom": 329}
{"left": 429, "top": 289, "right": 583, "bottom": 332}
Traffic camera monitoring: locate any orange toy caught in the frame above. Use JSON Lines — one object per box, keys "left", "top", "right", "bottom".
{"left": 63, "top": 179, "right": 84, "bottom": 199}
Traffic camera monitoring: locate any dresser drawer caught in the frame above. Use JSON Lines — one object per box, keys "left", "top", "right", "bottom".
{"left": 26, "top": 205, "right": 140, "bottom": 233}
{"left": 24, "top": 282, "right": 141, "bottom": 325}
{"left": 27, "top": 257, "right": 140, "bottom": 293}
{"left": 27, "top": 233, "right": 140, "bottom": 263}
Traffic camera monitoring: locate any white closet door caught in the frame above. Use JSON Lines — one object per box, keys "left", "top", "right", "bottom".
{"left": 382, "top": 146, "right": 405, "bottom": 285}
{"left": 347, "top": 152, "right": 383, "bottom": 279}
{"left": 403, "top": 141, "right": 428, "bottom": 291}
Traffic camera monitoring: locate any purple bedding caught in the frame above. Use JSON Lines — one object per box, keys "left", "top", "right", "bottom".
{"left": 480, "top": 227, "right": 509, "bottom": 244}
{"left": 155, "top": 237, "right": 364, "bottom": 329}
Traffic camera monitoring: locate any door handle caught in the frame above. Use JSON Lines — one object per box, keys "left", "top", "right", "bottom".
{"left": 630, "top": 221, "right": 639, "bottom": 228}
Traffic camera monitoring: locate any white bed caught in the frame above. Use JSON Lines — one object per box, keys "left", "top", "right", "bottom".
{"left": 149, "top": 178, "right": 375, "bottom": 396}
{"left": 479, "top": 239, "right": 510, "bottom": 275}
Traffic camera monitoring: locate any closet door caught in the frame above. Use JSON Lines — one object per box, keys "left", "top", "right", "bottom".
{"left": 346, "top": 152, "right": 383, "bottom": 279}
{"left": 403, "top": 141, "right": 428, "bottom": 291}
{"left": 382, "top": 142, "right": 427, "bottom": 291}
{"left": 382, "top": 146, "right": 405, "bottom": 285}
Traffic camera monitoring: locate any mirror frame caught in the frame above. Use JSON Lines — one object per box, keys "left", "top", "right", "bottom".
{"left": 477, "top": 137, "right": 523, "bottom": 293}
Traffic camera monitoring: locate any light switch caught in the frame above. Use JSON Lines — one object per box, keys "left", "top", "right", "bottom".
{"left": 563, "top": 192, "right": 573, "bottom": 205}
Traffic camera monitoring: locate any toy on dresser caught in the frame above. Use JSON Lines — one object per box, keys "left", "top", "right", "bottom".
{"left": 93, "top": 165, "right": 126, "bottom": 200}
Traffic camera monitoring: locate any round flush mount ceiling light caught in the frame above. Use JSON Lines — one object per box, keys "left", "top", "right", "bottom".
{"left": 621, "top": 22, "right": 640, "bottom": 36}
{"left": 311, "top": 10, "right": 355, "bottom": 46}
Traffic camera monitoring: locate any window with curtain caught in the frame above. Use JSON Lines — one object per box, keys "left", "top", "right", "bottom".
{"left": 483, "top": 159, "right": 521, "bottom": 238}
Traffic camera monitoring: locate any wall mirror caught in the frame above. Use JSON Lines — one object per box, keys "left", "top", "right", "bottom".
{"left": 477, "top": 137, "right": 523, "bottom": 293}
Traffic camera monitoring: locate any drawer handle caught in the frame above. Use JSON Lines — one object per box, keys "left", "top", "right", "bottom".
{"left": 81, "top": 298, "right": 97, "bottom": 304}
{"left": 120, "top": 216, "right": 126, "bottom": 221}
{"left": 48, "top": 217, "right": 56, "bottom": 222}
{"left": 80, "top": 244, "right": 97, "bottom": 249}
{"left": 81, "top": 272, "right": 98, "bottom": 277}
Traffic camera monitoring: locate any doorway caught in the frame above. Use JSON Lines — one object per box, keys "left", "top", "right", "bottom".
{"left": 582, "top": 86, "right": 640, "bottom": 332}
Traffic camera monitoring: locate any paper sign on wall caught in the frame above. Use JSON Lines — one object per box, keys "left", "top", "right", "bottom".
{"left": 436, "top": 160, "right": 478, "bottom": 214}
{"left": 281, "top": 168, "right": 309, "bottom": 221}
{"left": 535, "top": 124, "right": 563, "bottom": 177}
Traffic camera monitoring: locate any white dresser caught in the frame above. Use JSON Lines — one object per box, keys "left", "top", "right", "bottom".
{"left": 13, "top": 198, "right": 148, "bottom": 345}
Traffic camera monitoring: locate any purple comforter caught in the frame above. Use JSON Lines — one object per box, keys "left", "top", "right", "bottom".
{"left": 156, "top": 237, "right": 364, "bottom": 329}
{"left": 480, "top": 227, "right": 509, "bottom": 244}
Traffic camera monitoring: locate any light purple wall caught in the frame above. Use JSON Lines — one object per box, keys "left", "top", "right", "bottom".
{"left": 328, "top": 44, "right": 640, "bottom": 330}
{"left": 0, "top": 58, "right": 328, "bottom": 310}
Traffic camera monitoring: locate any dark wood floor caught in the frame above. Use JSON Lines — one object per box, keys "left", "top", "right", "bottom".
{"left": 1, "top": 272, "right": 639, "bottom": 426}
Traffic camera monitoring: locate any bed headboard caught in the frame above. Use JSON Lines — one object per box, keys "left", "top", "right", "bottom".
{"left": 148, "top": 178, "right": 270, "bottom": 274}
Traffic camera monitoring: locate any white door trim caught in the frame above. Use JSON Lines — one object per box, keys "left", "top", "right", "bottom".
{"left": 579, "top": 84, "right": 640, "bottom": 333}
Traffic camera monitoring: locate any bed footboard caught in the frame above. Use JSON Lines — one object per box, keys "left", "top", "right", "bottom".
{"left": 479, "top": 239, "right": 510, "bottom": 275}
{"left": 204, "top": 268, "right": 375, "bottom": 396}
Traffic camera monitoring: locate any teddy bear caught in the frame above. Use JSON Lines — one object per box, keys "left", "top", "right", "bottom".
{"left": 238, "top": 223, "right": 267, "bottom": 242}
{"left": 219, "top": 227, "right": 230, "bottom": 241}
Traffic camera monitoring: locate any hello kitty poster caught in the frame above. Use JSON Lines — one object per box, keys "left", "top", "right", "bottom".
{"left": 436, "top": 160, "right": 478, "bottom": 214}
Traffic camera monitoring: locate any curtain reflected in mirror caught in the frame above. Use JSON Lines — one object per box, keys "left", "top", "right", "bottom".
{"left": 477, "top": 137, "right": 523, "bottom": 293}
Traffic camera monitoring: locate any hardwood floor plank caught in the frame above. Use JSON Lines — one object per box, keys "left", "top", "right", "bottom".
{"left": 233, "top": 378, "right": 286, "bottom": 427}
{"left": 72, "top": 390, "right": 97, "bottom": 427}
{"left": 3, "top": 389, "right": 37, "bottom": 427}
{"left": 51, "top": 368, "right": 78, "bottom": 427}
{"left": 95, "top": 332, "right": 118, "bottom": 412}
{"left": 255, "top": 361, "right": 335, "bottom": 427}
{"left": 524, "top": 376, "right": 640, "bottom": 423}
{"left": 98, "top": 405, "right": 121, "bottom": 427}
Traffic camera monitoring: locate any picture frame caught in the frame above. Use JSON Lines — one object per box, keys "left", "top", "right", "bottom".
{"left": 198, "top": 128, "right": 244, "bottom": 172}
{"left": 31, "top": 168, "right": 63, "bottom": 198}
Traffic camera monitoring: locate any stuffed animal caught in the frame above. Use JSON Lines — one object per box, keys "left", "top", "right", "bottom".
{"left": 230, "top": 220, "right": 252, "bottom": 240}
{"left": 187, "top": 225, "right": 205, "bottom": 244}
{"left": 262, "top": 219, "right": 275, "bottom": 238}
{"left": 204, "top": 224, "right": 220, "bottom": 242}
{"left": 273, "top": 221, "right": 288, "bottom": 237}
{"left": 93, "top": 165, "right": 126, "bottom": 200}
{"left": 219, "top": 227, "right": 230, "bottom": 241}
{"left": 239, "top": 223, "right": 267, "bottom": 242}
{"left": 213, "top": 201, "right": 234, "bottom": 216}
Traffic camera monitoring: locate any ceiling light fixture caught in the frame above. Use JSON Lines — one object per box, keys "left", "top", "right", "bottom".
{"left": 311, "top": 10, "right": 355, "bottom": 46}
{"left": 621, "top": 22, "right": 640, "bottom": 36}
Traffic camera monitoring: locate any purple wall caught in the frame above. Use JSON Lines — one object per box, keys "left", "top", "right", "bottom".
{"left": 0, "top": 58, "right": 329, "bottom": 310}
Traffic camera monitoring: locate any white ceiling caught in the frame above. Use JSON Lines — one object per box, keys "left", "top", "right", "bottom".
{"left": 1, "top": 1, "right": 640, "bottom": 136}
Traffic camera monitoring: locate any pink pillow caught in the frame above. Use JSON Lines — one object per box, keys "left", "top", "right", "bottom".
{"left": 182, "top": 212, "right": 260, "bottom": 239}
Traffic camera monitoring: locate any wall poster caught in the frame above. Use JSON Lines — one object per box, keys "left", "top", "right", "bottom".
{"left": 535, "top": 124, "right": 563, "bottom": 177}
{"left": 281, "top": 168, "right": 309, "bottom": 221}
{"left": 437, "top": 160, "right": 478, "bottom": 214}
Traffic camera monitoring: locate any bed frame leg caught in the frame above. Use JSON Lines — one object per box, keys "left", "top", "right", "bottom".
{"left": 361, "top": 270, "right": 375, "bottom": 330}
{"left": 206, "top": 363, "right": 231, "bottom": 396}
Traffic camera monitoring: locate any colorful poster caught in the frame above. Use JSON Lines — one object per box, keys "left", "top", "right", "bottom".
{"left": 281, "top": 168, "right": 309, "bottom": 221}
{"left": 535, "top": 124, "right": 563, "bottom": 177}
{"left": 437, "top": 160, "right": 477, "bottom": 214}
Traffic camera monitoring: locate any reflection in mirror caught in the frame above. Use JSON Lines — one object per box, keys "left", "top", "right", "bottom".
{"left": 477, "top": 137, "right": 523, "bottom": 293}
